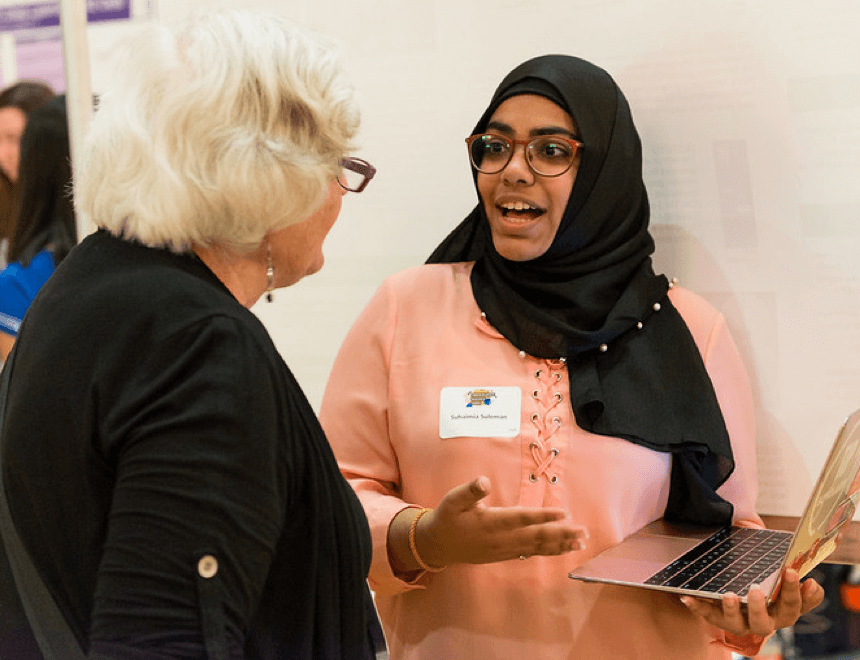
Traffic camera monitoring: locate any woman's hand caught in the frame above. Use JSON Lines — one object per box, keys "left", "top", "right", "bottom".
{"left": 680, "top": 569, "right": 824, "bottom": 638}
{"left": 410, "top": 476, "right": 588, "bottom": 568}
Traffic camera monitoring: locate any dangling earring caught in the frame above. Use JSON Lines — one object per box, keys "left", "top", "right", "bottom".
{"left": 266, "top": 243, "right": 274, "bottom": 303}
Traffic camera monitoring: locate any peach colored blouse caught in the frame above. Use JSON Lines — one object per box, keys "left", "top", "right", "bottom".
{"left": 321, "top": 262, "right": 765, "bottom": 660}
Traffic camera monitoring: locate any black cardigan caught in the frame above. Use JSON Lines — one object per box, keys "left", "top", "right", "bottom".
{"left": 0, "top": 230, "right": 376, "bottom": 659}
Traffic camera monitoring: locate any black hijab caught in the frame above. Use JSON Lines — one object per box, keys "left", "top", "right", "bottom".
{"left": 428, "top": 55, "right": 735, "bottom": 526}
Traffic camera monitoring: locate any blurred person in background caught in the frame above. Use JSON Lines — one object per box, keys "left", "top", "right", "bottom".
{"left": 0, "top": 80, "right": 55, "bottom": 265}
{"left": 0, "top": 95, "right": 77, "bottom": 359}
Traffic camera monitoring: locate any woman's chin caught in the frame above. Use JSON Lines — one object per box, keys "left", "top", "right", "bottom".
{"left": 491, "top": 236, "right": 550, "bottom": 262}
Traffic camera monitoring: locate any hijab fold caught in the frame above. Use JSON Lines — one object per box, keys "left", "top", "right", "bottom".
{"left": 428, "top": 55, "right": 735, "bottom": 526}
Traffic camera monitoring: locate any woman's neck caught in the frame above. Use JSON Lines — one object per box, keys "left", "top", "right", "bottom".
{"left": 192, "top": 243, "right": 267, "bottom": 308}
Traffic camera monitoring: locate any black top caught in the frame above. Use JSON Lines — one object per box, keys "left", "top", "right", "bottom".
{"left": 0, "top": 230, "right": 376, "bottom": 659}
{"left": 429, "top": 55, "right": 734, "bottom": 526}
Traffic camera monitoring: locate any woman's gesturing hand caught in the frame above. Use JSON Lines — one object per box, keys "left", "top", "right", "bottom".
{"left": 399, "top": 476, "right": 588, "bottom": 570}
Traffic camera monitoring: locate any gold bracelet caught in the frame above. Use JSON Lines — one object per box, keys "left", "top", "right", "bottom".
{"left": 408, "top": 507, "right": 445, "bottom": 572}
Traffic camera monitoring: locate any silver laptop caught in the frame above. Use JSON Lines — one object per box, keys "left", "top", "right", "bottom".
{"left": 569, "top": 409, "right": 860, "bottom": 603}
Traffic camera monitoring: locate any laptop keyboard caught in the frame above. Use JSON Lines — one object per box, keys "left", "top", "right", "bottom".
{"left": 644, "top": 526, "right": 792, "bottom": 596}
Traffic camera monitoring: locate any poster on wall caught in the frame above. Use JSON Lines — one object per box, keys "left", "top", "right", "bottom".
{"left": 0, "top": 0, "right": 154, "bottom": 91}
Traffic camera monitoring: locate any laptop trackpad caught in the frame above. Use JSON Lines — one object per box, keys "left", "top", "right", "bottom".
{"left": 572, "top": 530, "right": 710, "bottom": 584}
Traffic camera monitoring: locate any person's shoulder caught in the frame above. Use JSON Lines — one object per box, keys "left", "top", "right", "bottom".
{"left": 381, "top": 261, "right": 473, "bottom": 294}
{"left": 48, "top": 231, "right": 258, "bottom": 340}
{"left": 0, "top": 259, "right": 25, "bottom": 285}
{"left": 74, "top": 230, "right": 227, "bottom": 303}
{"left": 0, "top": 254, "right": 46, "bottom": 306}
{"left": 12, "top": 249, "right": 55, "bottom": 286}
{"left": 28, "top": 248, "right": 54, "bottom": 268}
{"left": 668, "top": 283, "right": 720, "bottom": 315}
{"left": 668, "top": 283, "right": 725, "bottom": 338}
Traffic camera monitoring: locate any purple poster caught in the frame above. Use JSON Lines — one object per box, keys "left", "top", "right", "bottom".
{"left": 13, "top": 39, "right": 64, "bottom": 90}
{"left": 0, "top": 0, "right": 131, "bottom": 32}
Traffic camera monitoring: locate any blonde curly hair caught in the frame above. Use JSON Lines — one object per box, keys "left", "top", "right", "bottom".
{"left": 76, "top": 8, "right": 359, "bottom": 253}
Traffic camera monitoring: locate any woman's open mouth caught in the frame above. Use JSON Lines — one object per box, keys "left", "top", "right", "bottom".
{"left": 498, "top": 201, "right": 545, "bottom": 221}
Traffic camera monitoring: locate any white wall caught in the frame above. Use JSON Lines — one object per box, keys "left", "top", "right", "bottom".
{"left": 86, "top": 0, "right": 860, "bottom": 517}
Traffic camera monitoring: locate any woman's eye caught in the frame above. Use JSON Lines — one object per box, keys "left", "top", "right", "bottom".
{"left": 484, "top": 139, "right": 509, "bottom": 156}
{"left": 537, "top": 139, "right": 571, "bottom": 159}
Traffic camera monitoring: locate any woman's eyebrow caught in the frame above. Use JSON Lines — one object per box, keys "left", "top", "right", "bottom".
{"left": 485, "top": 120, "right": 515, "bottom": 135}
{"left": 485, "top": 120, "right": 579, "bottom": 140}
{"left": 532, "top": 126, "right": 580, "bottom": 139}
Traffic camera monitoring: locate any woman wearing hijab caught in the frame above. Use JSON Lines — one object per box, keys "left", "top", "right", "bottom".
{"left": 319, "top": 55, "right": 822, "bottom": 659}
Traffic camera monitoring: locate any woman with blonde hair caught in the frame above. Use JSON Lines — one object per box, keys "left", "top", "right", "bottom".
{"left": 0, "top": 9, "right": 378, "bottom": 659}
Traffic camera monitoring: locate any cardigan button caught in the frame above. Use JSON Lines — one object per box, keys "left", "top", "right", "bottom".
{"left": 198, "top": 555, "right": 218, "bottom": 579}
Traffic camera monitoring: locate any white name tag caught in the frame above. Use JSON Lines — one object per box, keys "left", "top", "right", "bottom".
{"left": 439, "top": 387, "right": 521, "bottom": 439}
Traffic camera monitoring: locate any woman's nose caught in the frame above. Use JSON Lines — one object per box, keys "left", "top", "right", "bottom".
{"left": 501, "top": 144, "right": 534, "bottom": 185}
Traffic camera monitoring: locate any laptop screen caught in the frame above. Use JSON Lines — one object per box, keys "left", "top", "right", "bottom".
{"left": 783, "top": 410, "right": 860, "bottom": 579}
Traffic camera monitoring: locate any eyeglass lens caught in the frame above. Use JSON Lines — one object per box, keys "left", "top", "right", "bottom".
{"left": 469, "top": 135, "right": 576, "bottom": 176}
{"left": 338, "top": 168, "right": 367, "bottom": 192}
